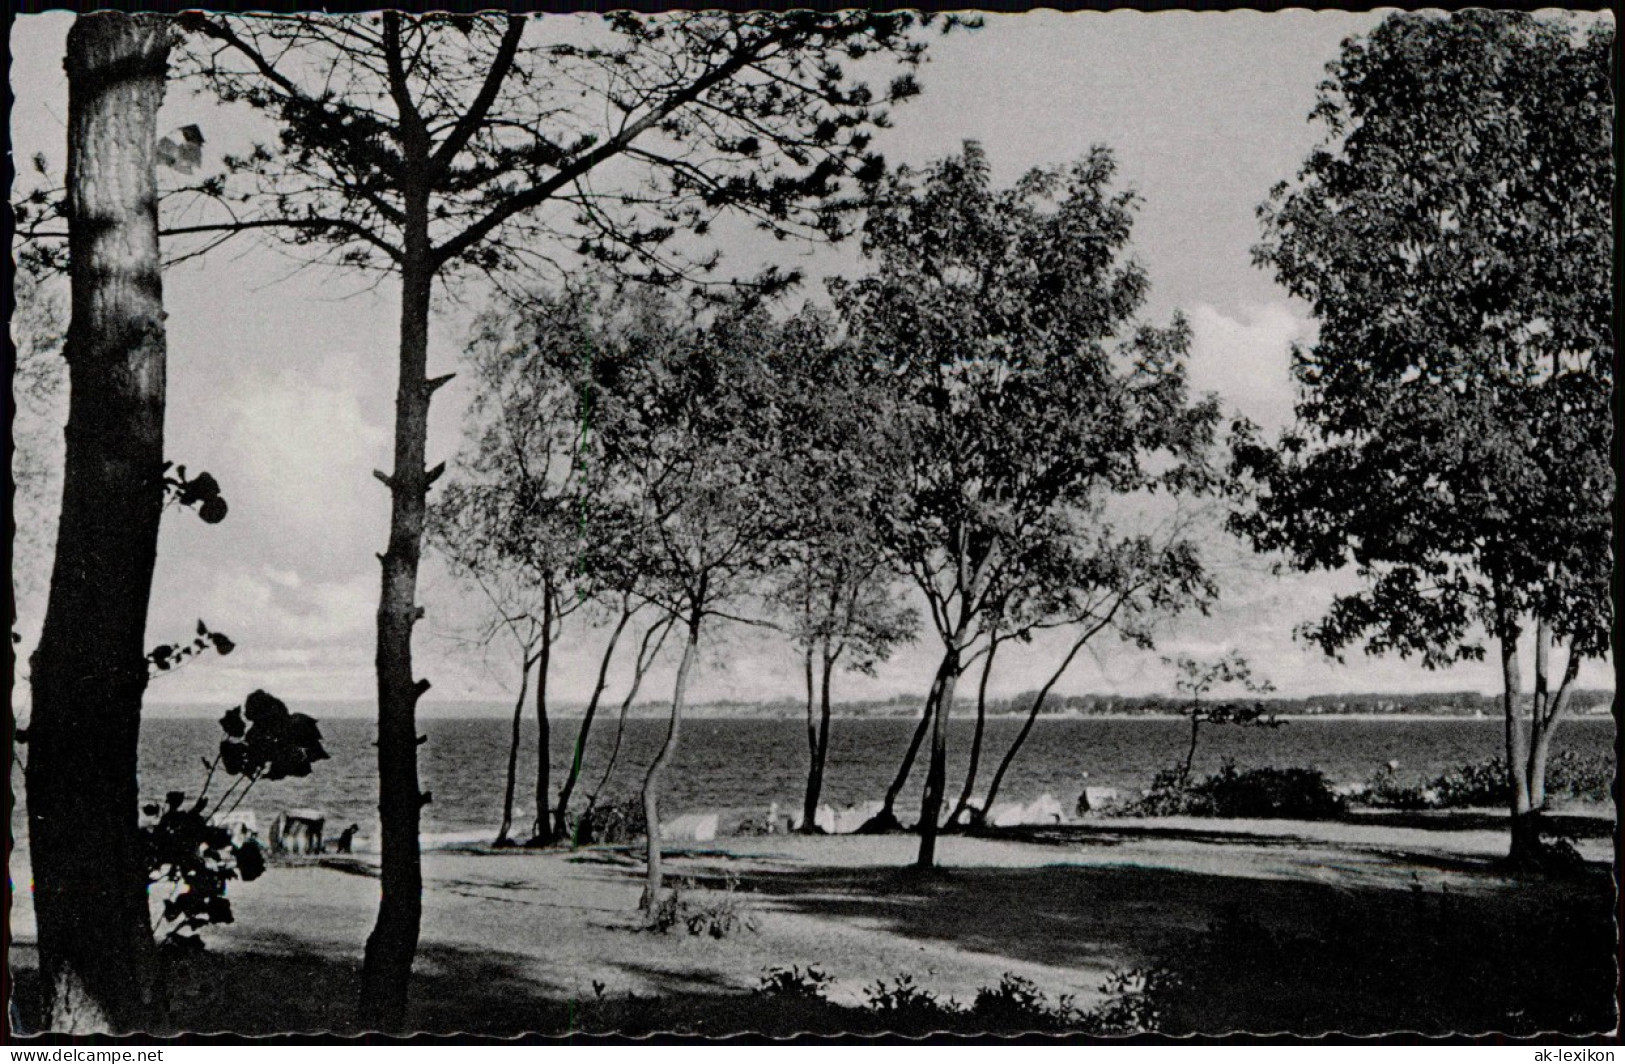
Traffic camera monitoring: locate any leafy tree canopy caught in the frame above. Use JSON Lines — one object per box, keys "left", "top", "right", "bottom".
{"left": 1235, "top": 11, "right": 1613, "bottom": 666}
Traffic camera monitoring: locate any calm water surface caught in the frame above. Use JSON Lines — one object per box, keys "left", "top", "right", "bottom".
{"left": 41, "top": 712, "right": 1604, "bottom": 839}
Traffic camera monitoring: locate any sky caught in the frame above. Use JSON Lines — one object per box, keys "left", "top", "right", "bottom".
{"left": 9, "top": 11, "right": 1614, "bottom": 715}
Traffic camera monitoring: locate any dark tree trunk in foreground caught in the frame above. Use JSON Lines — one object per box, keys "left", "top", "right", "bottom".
{"left": 1500, "top": 626, "right": 1541, "bottom": 865}
{"left": 915, "top": 643, "right": 963, "bottom": 868}
{"left": 1498, "top": 613, "right": 1580, "bottom": 868}
{"left": 358, "top": 184, "right": 439, "bottom": 1030}
{"left": 799, "top": 647, "right": 819, "bottom": 833}
{"left": 529, "top": 587, "right": 554, "bottom": 845}
{"left": 800, "top": 648, "right": 836, "bottom": 833}
{"left": 553, "top": 606, "right": 632, "bottom": 840}
{"left": 494, "top": 651, "right": 536, "bottom": 846}
{"left": 641, "top": 611, "right": 701, "bottom": 914}
{"left": 862, "top": 668, "right": 942, "bottom": 832}
{"left": 25, "top": 13, "right": 170, "bottom": 1033}
{"left": 948, "top": 642, "right": 998, "bottom": 827}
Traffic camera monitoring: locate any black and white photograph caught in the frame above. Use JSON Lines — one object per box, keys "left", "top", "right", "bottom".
{"left": 7, "top": 5, "right": 1616, "bottom": 1041}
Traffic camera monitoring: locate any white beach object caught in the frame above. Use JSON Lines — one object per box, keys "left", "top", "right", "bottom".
{"left": 663, "top": 813, "right": 718, "bottom": 842}
{"left": 1026, "top": 793, "right": 1065, "bottom": 824}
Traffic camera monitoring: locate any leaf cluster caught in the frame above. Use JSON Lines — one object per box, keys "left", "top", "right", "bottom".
{"left": 1236, "top": 12, "right": 1612, "bottom": 665}
{"left": 834, "top": 142, "right": 1225, "bottom": 649}
{"left": 217, "top": 689, "right": 330, "bottom": 780}
{"left": 168, "top": 12, "right": 962, "bottom": 288}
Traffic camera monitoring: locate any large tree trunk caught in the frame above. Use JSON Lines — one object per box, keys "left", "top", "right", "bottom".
{"left": 915, "top": 641, "right": 963, "bottom": 868}
{"left": 25, "top": 13, "right": 171, "bottom": 1033}
{"left": 1528, "top": 623, "right": 1580, "bottom": 814}
{"left": 641, "top": 610, "right": 701, "bottom": 915}
{"left": 528, "top": 586, "right": 554, "bottom": 845}
{"left": 1498, "top": 624, "right": 1540, "bottom": 868}
{"left": 948, "top": 642, "right": 998, "bottom": 828}
{"left": 358, "top": 185, "right": 438, "bottom": 1030}
{"left": 801, "top": 646, "right": 837, "bottom": 833}
{"left": 494, "top": 649, "right": 535, "bottom": 846}
{"left": 799, "top": 645, "right": 821, "bottom": 833}
{"left": 863, "top": 663, "right": 944, "bottom": 832}
{"left": 553, "top": 605, "right": 633, "bottom": 840}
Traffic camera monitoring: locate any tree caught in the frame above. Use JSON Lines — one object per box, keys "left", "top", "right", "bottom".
{"left": 430, "top": 291, "right": 655, "bottom": 846}
{"left": 1164, "top": 651, "right": 1277, "bottom": 780}
{"left": 23, "top": 13, "right": 173, "bottom": 1032}
{"left": 835, "top": 143, "right": 1223, "bottom": 867}
{"left": 576, "top": 292, "right": 794, "bottom": 912}
{"left": 172, "top": 11, "right": 953, "bottom": 1025}
{"left": 1236, "top": 11, "right": 1612, "bottom": 866}
{"left": 764, "top": 310, "right": 916, "bottom": 834}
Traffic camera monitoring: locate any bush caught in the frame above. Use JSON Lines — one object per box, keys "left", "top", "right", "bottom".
{"left": 757, "top": 965, "right": 833, "bottom": 1000}
{"left": 647, "top": 875, "right": 758, "bottom": 939}
{"left": 969, "top": 973, "right": 1084, "bottom": 1031}
{"left": 1358, "top": 752, "right": 1611, "bottom": 811}
{"left": 1358, "top": 763, "right": 1434, "bottom": 810}
{"left": 1428, "top": 756, "right": 1506, "bottom": 808}
{"left": 1077, "top": 968, "right": 1185, "bottom": 1035}
{"left": 1129, "top": 762, "right": 1346, "bottom": 820}
{"left": 862, "top": 973, "right": 956, "bottom": 1026}
{"left": 576, "top": 795, "right": 647, "bottom": 845}
{"left": 1545, "top": 751, "right": 1613, "bottom": 803}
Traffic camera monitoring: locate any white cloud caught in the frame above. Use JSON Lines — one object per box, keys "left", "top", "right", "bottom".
{"left": 217, "top": 366, "right": 391, "bottom": 571}
{"left": 1187, "top": 301, "right": 1307, "bottom": 432}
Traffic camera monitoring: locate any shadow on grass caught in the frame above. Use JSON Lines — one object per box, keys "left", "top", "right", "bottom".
{"left": 10, "top": 853, "right": 1615, "bottom": 1037}
{"left": 729, "top": 860, "right": 1617, "bottom": 1036}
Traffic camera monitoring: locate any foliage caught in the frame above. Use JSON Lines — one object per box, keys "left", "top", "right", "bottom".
{"left": 1235, "top": 11, "right": 1612, "bottom": 668}
{"left": 646, "top": 876, "right": 758, "bottom": 939}
{"left": 574, "top": 795, "right": 648, "bottom": 845}
{"left": 756, "top": 965, "right": 833, "bottom": 1000}
{"left": 1076, "top": 968, "right": 1184, "bottom": 1035}
{"left": 142, "top": 792, "right": 264, "bottom": 952}
{"left": 1132, "top": 762, "right": 1346, "bottom": 820}
{"left": 9, "top": 259, "right": 68, "bottom": 612}
{"left": 834, "top": 141, "right": 1225, "bottom": 856}
{"left": 142, "top": 693, "right": 326, "bottom": 951}
{"left": 1361, "top": 752, "right": 1612, "bottom": 810}
{"left": 1544, "top": 751, "right": 1614, "bottom": 804}
{"left": 161, "top": 463, "right": 228, "bottom": 524}
{"left": 968, "top": 973, "right": 1084, "bottom": 1031}
{"left": 147, "top": 619, "right": 235, "bottom": 677}
{"left": 216, "top": 690, "right": 330, "bottom": 781}
{"left": 861, "top": 973, "right": 956, "bottom": 1025}
{"left": 167, "top": 12, "right": 964, "bottom": 289}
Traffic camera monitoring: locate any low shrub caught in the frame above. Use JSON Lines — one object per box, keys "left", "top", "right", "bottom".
{"left": 1428, "top": 756, "right": 1506, "bottom": 808}
{"left": 576, "top": 796, "right": 647, "bottom": 845}
{"left": 1077, "top": 967, "right": 1185, "bottom": 1035}
{"left": 969, "top": 973, "right": 1085, "bottom": 1031}
{"left": 862, "top": 973, "right": 956, "bottom": 1026}
{"left": 1359, "top": 763, "right": 1433, "bottom": 810}
{"left": 647, "top": 875, "right": 758, "bottom": 939}
{"left": 756, "top": 965, "right": 833, "bottom": 1000}
{"left": 1129, "top": 762, "right": 1346, "bottom": 820}
{"left": 1358, "top": 752, "right": 1612, "bottom": 811}
{"left": 1545, "top": 751, "right": 1613, "bottom": 803}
